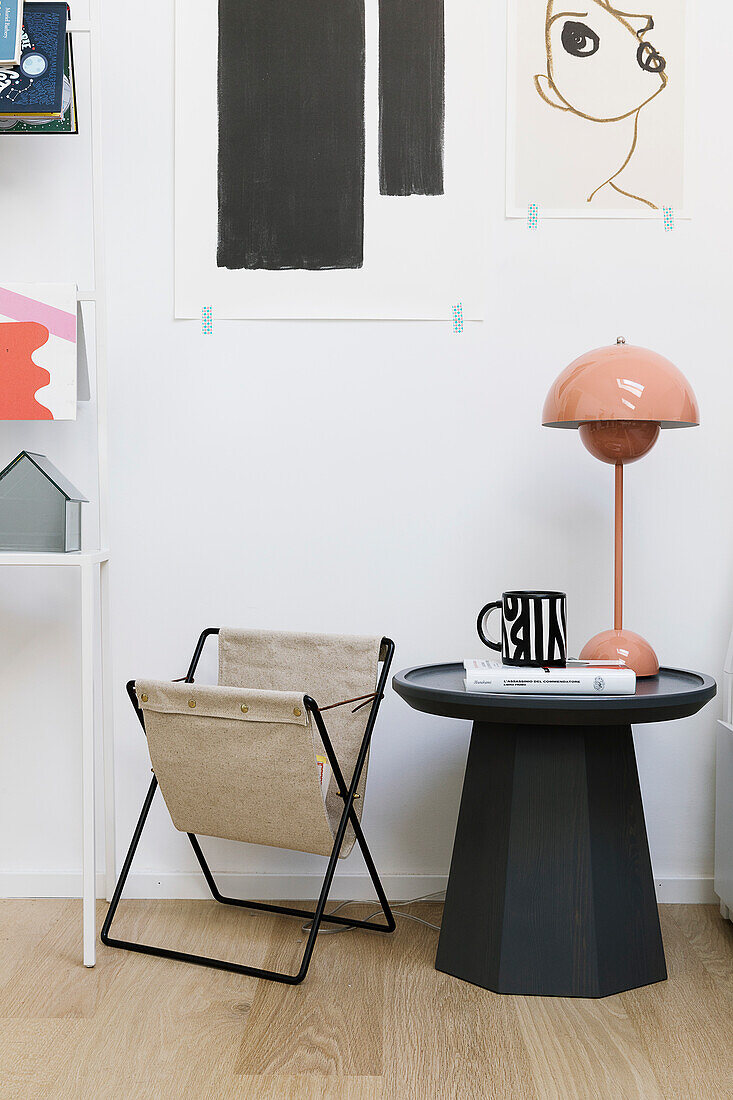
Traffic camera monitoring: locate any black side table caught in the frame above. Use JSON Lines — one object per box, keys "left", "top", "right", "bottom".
{"left": 393, "top": 664, "right": 716, "bottom": 998}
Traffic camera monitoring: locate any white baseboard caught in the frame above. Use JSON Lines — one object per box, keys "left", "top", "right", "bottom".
{"left": 0, "top": 873, "right": 112, "bottom": 899}
{"left": 0, "top": 872, "right": 718, "bottom": 904}
{"left": 654, "top": 877, "right": 717, "bottom": 904}
{"left": 117, "top": 873, "right": 448, "bottom": 902}
{"left": 0, "top": 872, "right": 447, "bottom": 902}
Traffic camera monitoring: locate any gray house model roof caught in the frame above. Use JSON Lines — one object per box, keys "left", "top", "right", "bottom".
{"left": 0, "top": 452, "right": 88, "bottom": 502}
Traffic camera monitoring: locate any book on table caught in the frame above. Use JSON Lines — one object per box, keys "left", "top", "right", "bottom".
{"left": 0, "top": 2, "right": 67, "bottom": 117}
{"left": 463, "top": 660, "right": 636, "bottom": 696}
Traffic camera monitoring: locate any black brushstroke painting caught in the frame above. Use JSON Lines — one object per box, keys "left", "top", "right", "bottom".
{"left": 217, "top": 0, "right": 365, "bottom": 271}
{"left": 379, "top": 0, "right": 445, "bottom": 196}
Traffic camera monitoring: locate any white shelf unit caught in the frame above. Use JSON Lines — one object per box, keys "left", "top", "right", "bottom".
{"left": 0, "top": 0, "right": 115, "bottom": 967}
{"left": 0, "top": 550, "right": 113, "bottom": 967}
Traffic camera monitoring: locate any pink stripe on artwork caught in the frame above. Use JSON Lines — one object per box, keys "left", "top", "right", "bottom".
{"left": 0, "top": 287, "right": 76, "bottom": 344}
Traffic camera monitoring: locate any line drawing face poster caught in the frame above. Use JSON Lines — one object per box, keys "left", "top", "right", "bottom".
{"left": 506, "top": 0, "right": 688, "bottom": 217}
{"left": 175, "top": 0, "right": 488, "bottom": 320}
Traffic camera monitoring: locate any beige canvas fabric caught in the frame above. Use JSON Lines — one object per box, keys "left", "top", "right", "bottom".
{"left": 218, "top": 629, "right": 383, "bottom": 856}
{"left": 135, "top": 629, "right": 382, "bottom": 858}
{"left": 136, "top": 680, "right": 337, "bottom": 855}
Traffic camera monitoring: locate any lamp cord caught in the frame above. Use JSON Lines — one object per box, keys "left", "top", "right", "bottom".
{"left": 301, "top": 890, "right": 444, "bottom": 935}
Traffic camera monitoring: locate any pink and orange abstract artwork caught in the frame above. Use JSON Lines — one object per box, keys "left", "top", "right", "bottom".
{"left": 0, "top": 285, "right": 77, "bottom": 421}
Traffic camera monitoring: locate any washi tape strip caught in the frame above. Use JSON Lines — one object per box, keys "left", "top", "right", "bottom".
{"left": 202, "top": 305, "right": 213, "bottom": 334}
{"left": 527, "top": 202, "right": 539, "bottom": 230}
{"left": 662, "top": 206, "right": 674, "bottom": 232}
{"left": 452, "top": 302, "right": 464, "bottom": 333}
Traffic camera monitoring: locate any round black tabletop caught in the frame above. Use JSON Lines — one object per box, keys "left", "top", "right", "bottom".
{"left": 392, "top": 663, "right": 716, "bottom": 727}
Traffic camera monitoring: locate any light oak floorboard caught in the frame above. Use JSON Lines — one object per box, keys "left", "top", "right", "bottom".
{"left": 669, "top": 902, "right": 733, "bottom": 1003}
{"left": 620, "top": 905, "right": 733, "bottom": 1100}
{"left": 219, "top": 1076, "right": 384, "bottom": 1099}
{"left": 512, "top": 994, "right": 664, "bottom": 1100}
{"left": 0, "top": 1020, "right": 91, "bottom": 1100}
{"left": 49, "top": 900, "right": 271, "bottom": 1100}
{"left": 0, "top": 901, "right": 729, "bottom": 1100}
{"left": 383, "top": 902, "right": 539, "bottom": 1100}
{"left": 0, "top": 900, "right": 124, "bottom": 1019}
{"left": 236, "top": 901, "right": 387, "bottom": 1075}
{"left": 0, "top": 899, "right": 68, "bottom": 995}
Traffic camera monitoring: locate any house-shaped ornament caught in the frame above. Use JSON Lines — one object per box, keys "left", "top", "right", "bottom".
{"left": 0, "top": 451, "right": 87, "bottom": 552}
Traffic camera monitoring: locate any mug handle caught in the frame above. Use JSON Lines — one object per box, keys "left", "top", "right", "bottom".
{"left": 477, "top": 601, "right": 502, "bottom": 651}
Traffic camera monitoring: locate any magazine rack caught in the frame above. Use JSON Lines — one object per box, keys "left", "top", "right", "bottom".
{"left": 101, "top": 629, "right": 396, "bottom": 984}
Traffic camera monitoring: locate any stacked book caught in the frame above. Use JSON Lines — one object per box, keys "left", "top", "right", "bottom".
{"left": 464, "top": 659, "right": 636, "bottom": 695}
{"left": 0, "top": 3, "right": 77, "bottom": 133}
{"left": 0, "top": 2, "right": 23, "bottom": 65}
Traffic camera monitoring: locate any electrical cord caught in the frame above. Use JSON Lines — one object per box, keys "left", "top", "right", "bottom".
{"left": 301, "top": 890, "right": 444, "bottom": 935}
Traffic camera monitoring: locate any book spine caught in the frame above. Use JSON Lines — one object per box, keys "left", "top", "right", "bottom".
{"left": 464, "top": 670, "right": 636, "bottom": 695}
{"left": 465, "top": 666, "right": 633, "bottom": 685}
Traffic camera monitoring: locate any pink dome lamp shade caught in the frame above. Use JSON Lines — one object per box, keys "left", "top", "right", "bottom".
{"left": 542, "top": 338, "right": 699, "bottom": 677}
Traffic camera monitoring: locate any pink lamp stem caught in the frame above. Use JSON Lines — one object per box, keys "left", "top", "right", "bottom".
{"left": 614, "top": 462, "right": 623, "bottom": 631}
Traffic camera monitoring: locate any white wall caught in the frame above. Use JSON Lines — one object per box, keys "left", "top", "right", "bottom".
{"left": 1, "top": 2, "right": 731, "bottom": 902}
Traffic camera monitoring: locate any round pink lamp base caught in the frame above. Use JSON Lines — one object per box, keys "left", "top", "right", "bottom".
{"left": 580, "top": 629, "right": 660, "bottom": 679}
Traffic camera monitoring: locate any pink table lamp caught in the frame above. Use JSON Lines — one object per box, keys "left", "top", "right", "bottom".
{"left": 543, "top": 338, "right": 699, "bottom": 677}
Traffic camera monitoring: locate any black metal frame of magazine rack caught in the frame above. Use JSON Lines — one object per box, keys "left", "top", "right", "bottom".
{"left": 101, "top": 629, "right": 396, "bottom": 984}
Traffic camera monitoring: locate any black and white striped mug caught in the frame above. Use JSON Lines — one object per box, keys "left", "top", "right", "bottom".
{"left": 476, "top": 591, "right": 567, "bottom": 668}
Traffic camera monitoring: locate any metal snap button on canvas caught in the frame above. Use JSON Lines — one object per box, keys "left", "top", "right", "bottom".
{"left": 188, "top": 699, "right": 196, "bottom": 708}
{"left": 141, "top": 693, "right": 148, "bottom": 702}
{"left": 293, "top": 706, "right": 302, "bottom": 717}
{"left": 241, "top": 704, "right": 248, "bottom": 713}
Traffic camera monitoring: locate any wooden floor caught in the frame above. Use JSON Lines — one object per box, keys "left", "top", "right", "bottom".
{"left": 0, "top": 900, "right": 731, "bottom": 1099}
